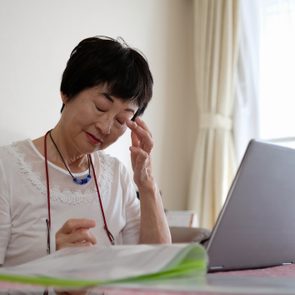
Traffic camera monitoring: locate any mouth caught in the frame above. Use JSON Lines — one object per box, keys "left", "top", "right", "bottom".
{"left": 85, "top": 131, "right": 103, "bottom": 145}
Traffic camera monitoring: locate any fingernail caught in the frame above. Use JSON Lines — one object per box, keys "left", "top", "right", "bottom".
{"left": 127, "top": 120, "right": 135, "bottom": 125}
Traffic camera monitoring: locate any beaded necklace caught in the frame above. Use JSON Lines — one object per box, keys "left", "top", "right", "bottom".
{"left": 49, "top": 130, "right": 91, "bottom": 185}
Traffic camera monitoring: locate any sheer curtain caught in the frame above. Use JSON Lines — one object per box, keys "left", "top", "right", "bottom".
{"left": 258, "top": 0, "right": 295, "bottom": 142}
{"left": 235, "top": 0, "right": 295, "bottom": 159}
{"left": 188, "top": 0, "right": 239, "bottom": 229}
{"left": 233, "top": 0, "right": 260, "bottom": 162}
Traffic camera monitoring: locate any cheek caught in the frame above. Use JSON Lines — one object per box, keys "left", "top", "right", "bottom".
{"left": 109, "top": 126, "right": 127, "bottom": 142}
{"left": 112, "top": 125, "right": 127, "bottom": 138}
{"left": 100, "top": 127, "right": 127, "bottom": 150}
{"left": 65, "top": 104, "right": 94, "bottom": 125}
{"left": 76, "top": 107, "right": 97, "bottom": 127}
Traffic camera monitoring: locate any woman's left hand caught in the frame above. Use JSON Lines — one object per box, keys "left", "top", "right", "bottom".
{"left": 127, "top": 117, "right": 171, "bottom": 244}
{"left": 126, "top": 117, "right": 154, "bottom": 190}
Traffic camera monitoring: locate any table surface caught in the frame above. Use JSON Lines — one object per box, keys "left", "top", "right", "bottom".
{"left": 2, "top": 264, "right": 295, "bottom": 294}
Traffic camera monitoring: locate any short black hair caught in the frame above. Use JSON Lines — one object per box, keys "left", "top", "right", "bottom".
{"left": 60, "top": 36, "right": 153, "bottom": 117}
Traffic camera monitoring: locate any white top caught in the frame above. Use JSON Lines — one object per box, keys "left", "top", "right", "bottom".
{"left": 0, "top": 139, "right": 140, "bottom": 266}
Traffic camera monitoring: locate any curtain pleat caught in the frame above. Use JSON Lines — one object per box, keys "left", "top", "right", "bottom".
{"left": 188, "top": 0, "right": 240, "bottom": 229}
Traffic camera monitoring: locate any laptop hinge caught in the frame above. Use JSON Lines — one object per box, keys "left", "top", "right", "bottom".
{"left": 210, "top": 266, "right": 224, "bottom": 270}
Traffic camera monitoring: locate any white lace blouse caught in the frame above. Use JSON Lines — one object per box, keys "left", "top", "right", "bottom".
{"left": 0, "top": 139, "right": 140, "bottom": 266}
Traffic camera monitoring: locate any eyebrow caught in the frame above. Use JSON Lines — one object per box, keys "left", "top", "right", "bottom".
{"left": 102, "top": 92, "right": 136, "bottom": 114}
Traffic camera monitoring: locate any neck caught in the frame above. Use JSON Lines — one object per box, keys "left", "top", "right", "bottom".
{"left": 48, "top": 127, "right": 88, "bottom": 173}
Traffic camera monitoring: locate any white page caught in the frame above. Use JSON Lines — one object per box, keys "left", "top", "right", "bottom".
{"left": 0, "top": 244, "right": 194, "bottom": 281}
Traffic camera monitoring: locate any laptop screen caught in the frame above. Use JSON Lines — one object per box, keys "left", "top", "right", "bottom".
{"left": 206, "top": 140, "right": 295, "bottom": 272}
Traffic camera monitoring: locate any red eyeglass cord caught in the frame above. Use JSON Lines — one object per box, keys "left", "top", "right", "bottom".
{"left": 44, "top": 130, "right": 114, "bottom": 256}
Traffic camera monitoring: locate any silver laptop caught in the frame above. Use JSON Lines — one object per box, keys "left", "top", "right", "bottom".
{"left": 204, "top": 139, "right": 295, "bottom": 272}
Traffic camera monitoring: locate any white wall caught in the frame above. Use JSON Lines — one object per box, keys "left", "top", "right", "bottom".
{"left": 0, "top": 0, "right": 196, "bottom": 210}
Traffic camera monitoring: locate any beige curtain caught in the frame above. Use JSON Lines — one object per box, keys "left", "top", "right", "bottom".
{"left": 188, "top": 0, "right": 239, "bottom": 229}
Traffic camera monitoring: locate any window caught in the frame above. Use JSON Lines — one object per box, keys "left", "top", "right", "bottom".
{"left": 259, "top": 0, "right": 295, "bottom": 147}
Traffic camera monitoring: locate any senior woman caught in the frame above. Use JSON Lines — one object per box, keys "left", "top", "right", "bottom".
{"left": 0, "top": 36, "right": 171, "bottom": 267}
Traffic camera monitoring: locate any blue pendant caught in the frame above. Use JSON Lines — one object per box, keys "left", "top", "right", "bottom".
{"left": 73, "top": 174, "right": 92, "bottom": 185}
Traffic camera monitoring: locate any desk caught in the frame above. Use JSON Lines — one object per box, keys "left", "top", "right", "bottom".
{"left": 2, "top": 264, "right": 295, "bottom": 294}
{"left": 85, "top": 264, "right": 295, "bottom": 295}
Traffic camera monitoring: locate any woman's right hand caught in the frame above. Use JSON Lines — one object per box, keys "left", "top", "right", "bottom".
{"left": 55, "top": 219, "right": 97, "bottom": 250}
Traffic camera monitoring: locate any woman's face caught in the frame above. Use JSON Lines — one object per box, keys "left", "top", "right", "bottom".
{"left": 60, "top": 84, "right": 138, "bottom": 154}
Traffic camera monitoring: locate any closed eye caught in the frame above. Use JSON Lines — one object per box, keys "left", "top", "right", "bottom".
{"left": 116, "top": 118, "right": 125, "bottom": 125}
{"left": 96, "top": 106, "right": 107, "bottom": 112}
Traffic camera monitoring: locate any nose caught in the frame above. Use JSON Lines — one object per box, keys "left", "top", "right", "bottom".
{"left": 95, "top": 115, "right": 113, "bottom": 135}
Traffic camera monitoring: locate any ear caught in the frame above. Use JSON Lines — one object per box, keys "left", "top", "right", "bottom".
{"left": 61, "top": 92, "right": 69, "bottom": 104}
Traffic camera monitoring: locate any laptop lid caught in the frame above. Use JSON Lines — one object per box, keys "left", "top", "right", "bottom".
{"left": 206, "top": 140, "right": 295, "bottom": 272}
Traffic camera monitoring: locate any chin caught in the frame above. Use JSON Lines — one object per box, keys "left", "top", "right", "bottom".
{"left": 92, "top": 143, "right": 107, "bottom": 152}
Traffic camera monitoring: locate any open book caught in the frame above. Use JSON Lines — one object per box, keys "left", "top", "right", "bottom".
{"left": 0, "top": 243, "right": 207, "bottom": 289}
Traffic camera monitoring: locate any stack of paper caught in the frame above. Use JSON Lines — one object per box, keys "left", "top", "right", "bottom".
{"left": 0, "top": 243, "right": 207, "bottom": 289}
